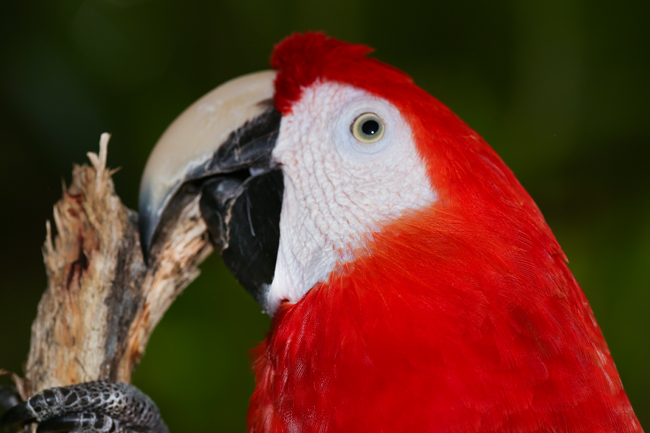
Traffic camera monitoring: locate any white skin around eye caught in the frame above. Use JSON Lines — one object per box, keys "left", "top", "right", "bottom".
{"left": 266, "top": 81, "right": 437, "bottom": 314}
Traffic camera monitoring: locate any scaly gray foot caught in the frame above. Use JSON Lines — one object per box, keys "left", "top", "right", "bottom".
{"left": 0, "top": 381, "right": 168, "bottom": 433}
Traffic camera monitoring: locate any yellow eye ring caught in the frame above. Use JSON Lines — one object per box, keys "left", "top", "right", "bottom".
{"left": 351, "top": 113, "right": 385, "bottom": 143}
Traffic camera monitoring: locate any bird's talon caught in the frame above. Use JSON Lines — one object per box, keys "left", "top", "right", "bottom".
{"left": 0, "top": 382, "right": 167, "bottom": 433}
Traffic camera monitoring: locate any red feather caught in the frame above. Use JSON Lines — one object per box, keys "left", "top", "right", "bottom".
{"left": 249, "top": 33, "right": 643, "bottom": 432}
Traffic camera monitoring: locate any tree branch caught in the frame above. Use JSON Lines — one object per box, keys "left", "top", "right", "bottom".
{"left": 19, "top": 133, "right": 213, "bottom": 398}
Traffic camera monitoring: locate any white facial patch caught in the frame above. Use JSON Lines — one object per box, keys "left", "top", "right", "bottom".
{"left": 266, "top": 81, "right": 436, "bottom": 314}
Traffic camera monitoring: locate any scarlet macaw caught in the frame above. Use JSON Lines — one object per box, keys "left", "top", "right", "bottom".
{"left": 2, "top": 32, "right": 643, "bottom": 433}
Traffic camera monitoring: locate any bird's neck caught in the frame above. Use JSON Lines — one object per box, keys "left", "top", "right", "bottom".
{"left": 247, "top": 210, "right": 641, "bottom": 433}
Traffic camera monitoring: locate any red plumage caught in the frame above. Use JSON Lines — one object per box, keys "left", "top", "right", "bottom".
{"left": 248, "top": 33, "right": 643, "bottom": 432}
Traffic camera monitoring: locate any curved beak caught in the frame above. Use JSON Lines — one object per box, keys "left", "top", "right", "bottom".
{"left": 138, "top": 70, "right": 282, "bottom": 306}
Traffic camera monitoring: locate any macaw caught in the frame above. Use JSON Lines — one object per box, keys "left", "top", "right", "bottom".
{"left": 1, "top": 32, "right": 643, "bottom": 433}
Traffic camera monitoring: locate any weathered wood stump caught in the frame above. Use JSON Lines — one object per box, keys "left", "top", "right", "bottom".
{"left": 12, "top": 133, "right": 212, "bottom": 403}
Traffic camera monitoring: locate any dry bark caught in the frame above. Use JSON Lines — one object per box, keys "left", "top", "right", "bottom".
{"left": 16, "top": 133, "right": 213, "bottom": 399}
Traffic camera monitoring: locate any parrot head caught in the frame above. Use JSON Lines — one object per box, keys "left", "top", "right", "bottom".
{"left": 139, "top": 33, "right": 641, "bottom": 432}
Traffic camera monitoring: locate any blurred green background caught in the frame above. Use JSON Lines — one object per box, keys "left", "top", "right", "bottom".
{"left": 1, "top": 0, "right": 649, "bottom": 430}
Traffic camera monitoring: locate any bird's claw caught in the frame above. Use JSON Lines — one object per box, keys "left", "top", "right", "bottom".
{"left": 0, "top": 382, "right": 168, "bottom": 433}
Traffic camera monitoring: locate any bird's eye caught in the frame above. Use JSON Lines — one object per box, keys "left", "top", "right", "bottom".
{"left": 351, "top": 113, "right": 385, "bottom": 143}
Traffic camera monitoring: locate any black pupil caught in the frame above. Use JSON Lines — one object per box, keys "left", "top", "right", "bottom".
{"left": 361, "top": 119, "right": 380, "bottom": 136}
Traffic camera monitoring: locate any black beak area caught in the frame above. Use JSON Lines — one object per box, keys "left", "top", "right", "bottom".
{"left": 138, "top": 71, "right": 282, "bottom": 309}
{"left": 196, "top": 105, "right": 282, "bottom": 306}
{"left": 200, "top": 169, "right": 282, "bottom": 305}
